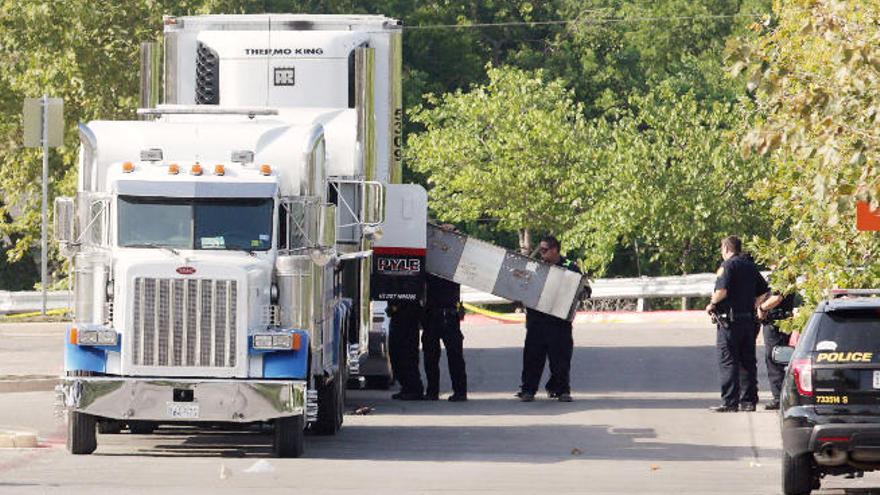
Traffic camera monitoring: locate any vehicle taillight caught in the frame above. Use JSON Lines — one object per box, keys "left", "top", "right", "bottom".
{"left": 791, "top": 358, "right": 813, "bottom": 397}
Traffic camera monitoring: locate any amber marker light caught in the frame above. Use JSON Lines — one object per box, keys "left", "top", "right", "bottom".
{"left": 168, "top": 163, "right": 180, "bottom": 175}
{"left": 291, "top": 333, "right": 302, "bottom": 351}
{"left": 69, "top": 327, "right": 78, "bottom": 345}
{"left": 122, "top": 162, "right": 135, "bottom": 173}
{"left": 214, "top": 164, "right": 225, "bottom": 176}
{"left": 191, "top": 163, "right": 203, "bottom": 176}
{"left": 260, "top": 164, "right": 272, "bottom": 176}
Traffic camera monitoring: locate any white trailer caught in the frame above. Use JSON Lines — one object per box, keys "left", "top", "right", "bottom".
{"left": 55, "top": 14, "right": 415, "bottom": 457}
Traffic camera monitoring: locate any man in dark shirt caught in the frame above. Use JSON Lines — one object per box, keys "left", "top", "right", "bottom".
{"left": 516, "top": 235, "right": 582, "bottom": 402}
{"left": 757, "top": 275, "right": 799, "bottom": 410}
{"left": 388, "top": 302, "right": 424, "bottom": 400}
{"left": 422, "top": 270, "right": 468, "bottom": 402}
{"left": 705, "top": 235, "right": 769, "bottom": 412}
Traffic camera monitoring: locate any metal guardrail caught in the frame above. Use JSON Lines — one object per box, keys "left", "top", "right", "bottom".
{"left": 461, "top": 272, "right": 768, "bottom": 311}
{"left": 0, "top": 291, "right": 71, "bottom": 315}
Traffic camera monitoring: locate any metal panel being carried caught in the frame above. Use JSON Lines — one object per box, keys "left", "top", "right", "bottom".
{"left": 425, "top": 224, "right": 589, "bottom": 321}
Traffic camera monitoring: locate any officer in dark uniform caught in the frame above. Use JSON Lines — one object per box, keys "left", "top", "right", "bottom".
{"left": 422, "top": 270, "right": 468, "bottom": 402}
{"left": 516, "top": 235, "right": 582, "bottom": 403}
{"left": 757, "top": 278, "right": 799, "bottom": 410}
{"left": 388, "top": 300, "right": 425, "bottom": 400}
{"left": 706, "top": 235, "right": 769, "bottom": 412}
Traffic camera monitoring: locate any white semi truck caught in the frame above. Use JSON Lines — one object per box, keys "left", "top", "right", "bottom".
{"left": 54, "top": 13, "right": 589, "bottom": 458}
{"left": 55, "top": 14, "right": 420, "bottom": 457}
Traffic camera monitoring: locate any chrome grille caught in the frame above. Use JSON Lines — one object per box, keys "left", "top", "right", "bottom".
{"left": 132, "top": 277, "right": 237, "bottom": 368}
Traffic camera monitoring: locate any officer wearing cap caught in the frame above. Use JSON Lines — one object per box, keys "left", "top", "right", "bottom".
{"left": 706, "top": 235, "right": 769, "bottom": 412}
{"left": 757, "top": 276, "right": 799, "bottom": 410}
{"left": 516, "top": 235, "right": 581, "bottom": 402}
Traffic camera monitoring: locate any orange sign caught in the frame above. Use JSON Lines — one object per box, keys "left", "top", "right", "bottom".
{"left": 857, "top": 201, "right": 880, "bottom": 231}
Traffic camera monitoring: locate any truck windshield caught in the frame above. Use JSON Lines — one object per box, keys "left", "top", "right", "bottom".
{"left": 118, "top": 196, "right": 273, "bottom": 251}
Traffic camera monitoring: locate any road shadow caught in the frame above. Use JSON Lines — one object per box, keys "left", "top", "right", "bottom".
{"left": 94, "top": 428, "right": 274, "bottom": 458}
{"left": 94, "top": 423, "right": 781, "bottom": 464}
{"left": 817, "top": 489, "right": 880, "bottom": 495}
{"left": 306, "top": 423, "right": 781, "bottom": 463}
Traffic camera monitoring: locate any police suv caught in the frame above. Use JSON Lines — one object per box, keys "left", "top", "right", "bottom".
{"left": 775, "top": 289, "right": 880, "bottom": 494}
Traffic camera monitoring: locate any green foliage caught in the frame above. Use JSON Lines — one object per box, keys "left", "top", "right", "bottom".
{"left": 568, "top": 80, "right": 772, "bottom": 275}
{"left": 0, "top": 1, "right": 171, "bottom": 288}
{"left": 544, "top": 0, "right": 769, "bottom": 116}
{"left": 408, "top": 64, "right": 773, "bottom": 274}
{"left": 407, "top": 65, "right": 589, "bottom": 253}
{"left": 732, "top": 0, "right": 880, "bottom": 330}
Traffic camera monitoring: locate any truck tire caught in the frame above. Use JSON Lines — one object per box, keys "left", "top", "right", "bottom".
{"left": 273, "top": 415, "right": 304, "bottom": 458}
{"left": 67, "top": 411, "right": 97, "bottom": 455}
{"left": 97, "top": 419, "right": 123, "bottom": 434}
{"left": 337, "top": 355, "right": 348, "bottom": 428}
{"left": 129, "top": 421, "right": 157, "bottom": 434}
{"left": 313, "top": 374, "right": 342, "bottom": 435}
{"left": 783, "top": 451, "right": 817, "bottom": 495}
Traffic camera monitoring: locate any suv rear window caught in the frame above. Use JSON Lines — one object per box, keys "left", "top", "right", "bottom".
{"left": 812, "top": 309, "right": 880, "bottom": 351}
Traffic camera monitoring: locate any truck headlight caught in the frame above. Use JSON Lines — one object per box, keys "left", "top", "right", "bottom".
{"left": 253, "top": 335, "right": 274, "bottom": 349}
{"left": 78, "top": 330, "right": 98, "bottom": 345}
{"left": 252, "top": 332, "right": 302, "bottom": 351}
{"left": 96, "top": 330, "right": 118, "bottom": 346}
{"left": 272, "top": 334, "right": 293, "bottom": 349}
{"left": 71, "top": 327, "right": 118, "bottom": 347}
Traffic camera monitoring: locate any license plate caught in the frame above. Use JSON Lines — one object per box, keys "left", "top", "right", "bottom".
{"left": 166, "top": 402, "right": 199, "bottom": 419}
{"left": 873, "top": 371, "right": 880, "bottom": 389}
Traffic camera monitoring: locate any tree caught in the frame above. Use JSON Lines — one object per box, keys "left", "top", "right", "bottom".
{"left": 0, "top": 1, "right": 175, "bottom": 288}
{"left": 406, "top": 65, "right": 590, "bottom": 254}
{"left": 543, "top": 0, "right": 771, "bottom": 117}
{"left": 732, "top": 0, "right": 880, "bottom": 328}
{"left": 567, "top": 77, "right": 772, "bottom": 276}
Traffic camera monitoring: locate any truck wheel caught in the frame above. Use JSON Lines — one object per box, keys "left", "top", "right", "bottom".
{"left": 365, "top": 375, "right": 392, "bottom": 390}
{"left": 783, "top": 451, "right": 817, "bottom": 495}
{"left": 337, "top": 357, "right": 348, "bottom": 428}
{"left": 67, "top": 411, "right": 97, "bottom": 455}
{"left": 273, "top": 415, "right": 304, "bottom": 458}
{"left": 129, "top": 421, "right": 157, "bottom": 434}
{"left": 312, "top": 375, "right": 342, "bottom": 435}
{"left": 97, "top": 420, "right": 123, "bottom": 434}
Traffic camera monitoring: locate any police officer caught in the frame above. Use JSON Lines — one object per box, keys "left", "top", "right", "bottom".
{"left": 757, "top": 277, "right": 799, "bottom": 410}
{"left": 388, "top": 300, "right": 425, "bottom": 400}
{"left": 422, "top": 269, "right": 468, "bottom": 402}
{"left": 516, "top": 236, "right": 581, "bottom": 402}
{"left": 705, "top": 236, "right": 769, "bottom": 412}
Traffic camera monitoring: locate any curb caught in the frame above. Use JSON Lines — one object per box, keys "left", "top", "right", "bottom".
{"left": 0, "top": 431, "right": 39, "bottom": 448}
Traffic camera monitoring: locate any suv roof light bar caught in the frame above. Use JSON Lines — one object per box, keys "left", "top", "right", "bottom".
{"left": 828, "top": 289, "right": 880, "bottom": 299}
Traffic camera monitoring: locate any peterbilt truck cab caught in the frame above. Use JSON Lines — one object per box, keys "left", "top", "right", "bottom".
{"left": 56, "top": 14, "right": 412, "bottom": 457}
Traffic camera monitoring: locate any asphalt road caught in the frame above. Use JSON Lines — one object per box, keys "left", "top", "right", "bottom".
{"left": 0, "top": 315, "right": 877, "bottom": 494}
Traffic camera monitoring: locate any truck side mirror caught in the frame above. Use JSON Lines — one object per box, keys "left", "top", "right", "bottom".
{"left": 54, "top": 196, "right": 76, "bottom": 255}
{"left": 772, "top": 345, "right": 795, "bottom": 365}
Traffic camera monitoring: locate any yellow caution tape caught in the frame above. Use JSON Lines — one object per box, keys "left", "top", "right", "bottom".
{"left": 462, "top": 302, "right": 524, "bottom": 323}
